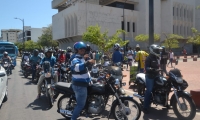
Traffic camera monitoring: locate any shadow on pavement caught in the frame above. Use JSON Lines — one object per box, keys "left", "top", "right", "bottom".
{"left": 142, "top": 107, "right": 178, "bottom": 120}
{"left": 26, "top": 96, "right": 50, "bottom": 111}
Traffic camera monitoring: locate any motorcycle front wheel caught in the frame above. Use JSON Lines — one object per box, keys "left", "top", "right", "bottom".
{"left": 57, "top": 95, "right": 74, "bottom": 119}
{"left": 47, "top": 89, "right": 54, "bottom": 108}
{"left": 112, "top": 98, "right": 141, "bottom": 120}
{"left": 172, "top": 94, "right": 196, "bottom": 120}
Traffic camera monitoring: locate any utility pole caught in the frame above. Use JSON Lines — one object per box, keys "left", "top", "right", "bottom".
{"left": 149, "top": 0, "right": 154, "bottom": 46}
{"left": 123, "top": 0, "right": 128, "bottom": 55}
{"left": 15, "top": 18, "right": 25, "bottom": 50}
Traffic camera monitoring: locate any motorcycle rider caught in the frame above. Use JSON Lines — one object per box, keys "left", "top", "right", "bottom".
{"left": 1, "top": 51, "right": 12, "bottom": 74}
{"left": 58, "top": 49, "right": 65, "bottom": 63}
{"left": 30, "top": 49, "right": 41, "bottom": 82}
{"left": 160, "top": 46, "right": 168, "bottom": 76}
{"left": 65, "top": 46, "right": 73, "bottom": 64}
{"left": 70, "top": 41, "right": 95, "bottom": 119}
{"left": 37, "top": 48, "right": 58, "bottom": 99}
{"left": 143, "top": 44, "right": 163, "bottom": 114}
{"left": 112, "top": 43, "right": 123, "bottom": 65}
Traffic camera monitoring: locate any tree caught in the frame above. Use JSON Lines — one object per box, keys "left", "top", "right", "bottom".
{"left": 37, "top": 25, "right": 59, "bottom": 48}
{"left": 82, "top": 25, "right": 129, "bottom": 56}
{"left": 161, "top": 34, "right": 183, "bottom": 50}
{"left": 15, "top": 42, "right": 23, "bottom": 54}
{"left": 187, "top": 27, "right": 200, "bottom": 54}
{"left": 135, "top": 34, "right": 160, "bottom": 42}
{"left": 24, "top": 40, "right": 40, "bottom": 52}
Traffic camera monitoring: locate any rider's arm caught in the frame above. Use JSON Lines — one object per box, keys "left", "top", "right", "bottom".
{"left": 71, "top": 58, "right": 88, "bottom": 72}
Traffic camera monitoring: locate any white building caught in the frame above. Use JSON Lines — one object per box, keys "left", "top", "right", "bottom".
{"left": 52, "top": 0, "right": 200, "bottom": 54}
{"left": 17, "top": 26, "right": 47, "bottom": 43}
{"left": 1, "top": 29, "right": 21, "bottom": 43}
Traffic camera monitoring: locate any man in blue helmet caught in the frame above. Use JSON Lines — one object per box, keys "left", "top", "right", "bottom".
{"left": 69, "top": 41, "right": 95, "bottom": 120}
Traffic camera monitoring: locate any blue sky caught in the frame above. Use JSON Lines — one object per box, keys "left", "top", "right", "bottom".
{"left": 0, "top": 0, "right": 57, "bottom": 35}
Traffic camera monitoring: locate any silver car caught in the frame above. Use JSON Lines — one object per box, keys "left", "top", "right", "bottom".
{"left": 0, "top": 66, "right": 8, "bottom": 106}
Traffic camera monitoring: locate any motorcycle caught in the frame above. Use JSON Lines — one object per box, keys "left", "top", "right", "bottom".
{"left": 133, "top": 61, "right": 196, "bottom": 120}
{"left": 90, "top": 64, "right": 100, "bottom": 78}
{"left": 40, "top": 61, "right": 57, "bottom": 108}
{"left": 23, "top": 62, "right": 32, "bottom": 78}
{"left": 2, "top": 61, "right": 11, "bottom": 75}
{"left": 57, "top": 63, "right": 69, "bottom": 82}
{"left": 54, "top": 66, "right": 141, "bottom": 120}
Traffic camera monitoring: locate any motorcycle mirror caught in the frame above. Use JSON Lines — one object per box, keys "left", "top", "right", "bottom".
{"left": 122, "top": 82, "right": 126, "bottom": 86}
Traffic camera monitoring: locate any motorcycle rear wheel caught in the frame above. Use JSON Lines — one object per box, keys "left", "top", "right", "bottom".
{"left": 172, "top": 94, "right": 196, "bottom": 120}
{"left": 111, "top": 98, "right": 141, "bottom": 120}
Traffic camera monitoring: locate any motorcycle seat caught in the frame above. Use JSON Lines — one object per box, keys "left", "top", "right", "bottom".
{"left": 55, "top": 82, "right": 74, "bottom": 93}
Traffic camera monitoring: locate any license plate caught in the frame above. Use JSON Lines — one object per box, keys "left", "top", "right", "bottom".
{"left": 92, "top": 69, "right": 98, "bottom": 73}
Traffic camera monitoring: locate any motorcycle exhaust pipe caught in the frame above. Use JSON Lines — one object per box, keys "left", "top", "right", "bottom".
{"left": 133, "top": 93, "right": 144, "bottom": 100}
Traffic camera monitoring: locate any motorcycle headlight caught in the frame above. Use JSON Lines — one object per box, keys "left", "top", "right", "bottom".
{"left": 114, "top": 79, "right": 120, "bottom": 88}
{"left": 4, "top": 63, "right": 8, "bottom": 67}
{"left": 45, "top": 72, "right": 51, "bottom": 78}
{"left": 175, "top": 77, "right": 183, "bottom": 84}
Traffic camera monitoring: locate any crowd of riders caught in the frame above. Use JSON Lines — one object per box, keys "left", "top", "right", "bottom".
{"left": 17, "top": 41, "right": 174, "bottom": 118}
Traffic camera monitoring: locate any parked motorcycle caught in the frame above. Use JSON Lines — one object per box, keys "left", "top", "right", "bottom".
{"left": 133, "top": 61, "right": 196, "bottom": 120}
{"left": 54, "top": 66, "right": 141, "bottom": 120}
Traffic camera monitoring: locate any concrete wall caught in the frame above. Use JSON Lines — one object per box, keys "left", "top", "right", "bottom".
{"left": 30, "top": 28, "right": 44, "bottom": 42}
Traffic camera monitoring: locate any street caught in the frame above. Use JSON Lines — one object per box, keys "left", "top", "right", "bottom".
{"left": 0, "top": 60, "right": 200, "bottom": 120}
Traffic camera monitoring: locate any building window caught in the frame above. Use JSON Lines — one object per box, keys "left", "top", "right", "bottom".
{"left": 127, "top": 22, "right": 130, "bottom": 32}
{"left": 177, "top": 26, "right": 179, "bottom": 34}
{"left": 177, "top": 8, "right": 178, "bottom": 17}
{"left": 121, "top": 21, "right": 124, "bottom": 30}
{"left": 173, "top": 7, "right": 174, "bottom": 16}
{"left": 180, "top": 8, "right": 182, "bottom": 17}
{"left": 27, "top": 37, "right": 31, "bottom": 40}
{"left": 26, "top": 31, "right": 31, "bottom": 36}
{"left": 133, "top": 22, "right": 135, "bottom": 32}
{"left": 184, "top": 9, "right": 186, "bottom": 18}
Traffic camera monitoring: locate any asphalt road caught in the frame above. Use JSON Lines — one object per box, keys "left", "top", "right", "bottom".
{"left": 0, "top": 61, "right": 199, "bottom": 120}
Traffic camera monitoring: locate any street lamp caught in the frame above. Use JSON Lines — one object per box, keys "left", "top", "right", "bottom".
{"left": 14, "top": 17, "right": 25, "bottom": 50}
{"left": 123, "top": 0, "right": 128, "bottom": 55}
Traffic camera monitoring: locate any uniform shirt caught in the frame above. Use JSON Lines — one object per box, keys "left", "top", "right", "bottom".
{"left": 70, "top": 54, "right": 91, "bottom": 87}
{"left": 135, "top": 50, "right": 149, "bottom": 69}
{"left": 112, "top": 50, "right": 123, "bottom": 64}
{"left": 40, "top": 56, "right": 56, "bottom": 67}
{"left": 30, "top": 56, "right": 41, "bottom": 65}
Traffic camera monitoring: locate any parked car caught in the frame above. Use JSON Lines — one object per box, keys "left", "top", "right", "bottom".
{"left": 0, "top": 66, "right": 8, "bottom": 106}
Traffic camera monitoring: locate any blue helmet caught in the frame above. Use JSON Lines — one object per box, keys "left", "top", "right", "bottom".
{"left": 73, "top": 41, "right": 87, "bottom": 53}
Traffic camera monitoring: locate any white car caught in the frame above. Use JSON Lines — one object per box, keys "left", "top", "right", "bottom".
{"left": 0, "top": 66, "right": 8, "bottom": 106}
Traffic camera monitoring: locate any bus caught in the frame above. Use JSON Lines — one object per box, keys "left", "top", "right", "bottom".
{"left": 0, "top": 41, "right": 18, "bottom": 68}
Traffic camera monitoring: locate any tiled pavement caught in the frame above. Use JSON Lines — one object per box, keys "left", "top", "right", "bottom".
{"left": 122, "top": 57, "right": 200, "bottom": 120}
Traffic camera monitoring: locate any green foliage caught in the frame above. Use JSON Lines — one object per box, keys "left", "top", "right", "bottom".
{"left": 37, "top": 25, "right": 59, "bottom": 48}
{"left": 187, "top": 28, "right": 200, "bottom": 45}
{"left": 24, "top": 40, "right": 40, "bottom": 52}
{"left": 82, "top": 25, "right": 129, "bottom": 53}
{"left": 135, "top": 34, "right": 160, "bottom": 42}
{"left": 161, "top": 34, "right": 183, "bottom": 49}
{"left": 15, "top": 42, "right": 23, "bottom": 52}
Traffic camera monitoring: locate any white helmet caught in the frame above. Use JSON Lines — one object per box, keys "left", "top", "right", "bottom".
{"left": 149, "top": 44, "right": 163, "bottom": 57}
{"left": 114, "top": 43, "right": 120, "bottom": 50}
